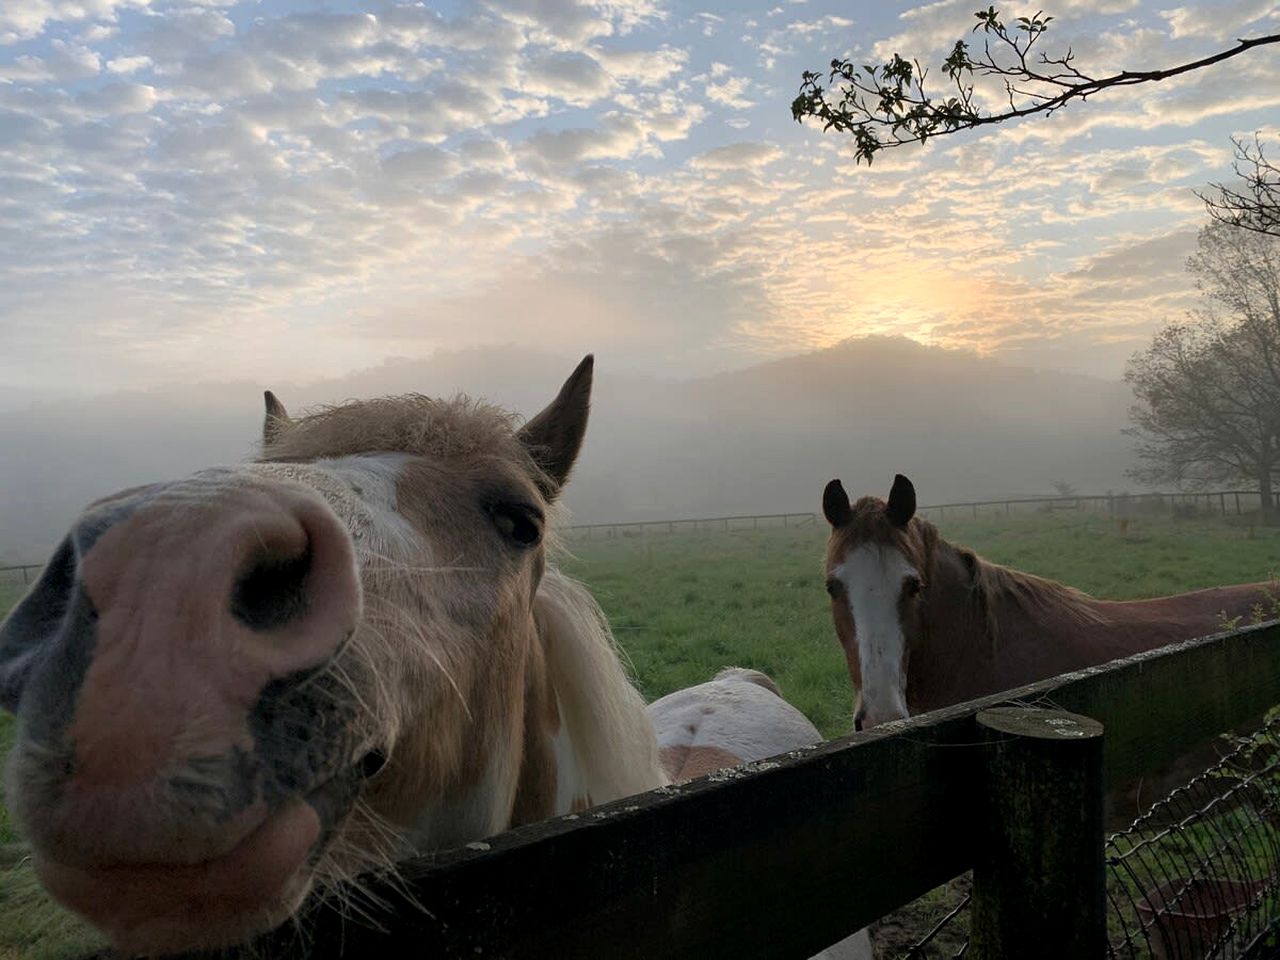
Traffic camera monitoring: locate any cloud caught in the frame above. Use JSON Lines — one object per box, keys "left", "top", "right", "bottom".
{"left": 594, "top": 44, "right": 687, "bottom": 85}
{"left": 1161, "top": 0, "right": 1280, "bottom": 40}
{"left": 691, "top": 141, "right": 782, "bottom": 170}
{"left": 0, "top": 40, "right": 100, "bottom": 82}
{"left": 704, "top": 75, "right": 753, "bottom": 109}
{"left": 520, "top": 113, "right": 660, "bottom": 166}
{"left": 106, "top": 54, "right": 152, "bottom": 74}
{"left": 381, "top": 144, "right": 463, "bottom": 184}
{"left": 786, "top": 15, "right": 854, "bottom": 36}
{"left": 487, "top": 0, "right": 662, "bottom": 45}
{"left": 0, "top": 0, "right": 1275, "bottom": 400}
{"left": 75, "top": 81, "right": 158, "bottom": 114}
{"left": 522, "top": 50, "right": 615, "bottom": 104}
{"left": 0, "top": 0, "right": 147, "bottom": 45}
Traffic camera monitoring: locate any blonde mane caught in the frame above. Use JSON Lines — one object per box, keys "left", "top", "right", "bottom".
{"left": 533, "top": 570, "right": 670, "bottom": 800}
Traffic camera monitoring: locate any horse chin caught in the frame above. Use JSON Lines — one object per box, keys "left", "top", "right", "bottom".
{"left": 35, "top": 798, "right": 324, "bottom": 956}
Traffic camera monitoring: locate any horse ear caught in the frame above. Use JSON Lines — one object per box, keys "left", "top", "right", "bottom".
{"left": 822, "top": 479, "right": 852, "bottom": 528}
{"left": 886, "top": 474, "right": 916, "bottom": 527}
{"left": 518, "top": 355, "right": 593, "bottom": 498}
{"left": 263, "top": 390, "right": 291, "bottom": 446}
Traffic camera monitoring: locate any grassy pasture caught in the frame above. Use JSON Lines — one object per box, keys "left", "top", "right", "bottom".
{"left": 560, "top": 509, "right": 1280, "bottom": 738}
{"left": 1, "top": 508, "right": 1278, "bottom": 958}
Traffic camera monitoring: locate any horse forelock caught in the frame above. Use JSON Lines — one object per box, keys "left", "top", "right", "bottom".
{"left": 825, "top": 495, "right": 936, "bottom": 576}
{"left": 258, "top": 393, "right": 549, "bottom": 487}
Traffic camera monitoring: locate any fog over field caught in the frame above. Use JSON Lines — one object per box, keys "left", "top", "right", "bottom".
{"left": 0, "top": 336, "right": 1136, "bottom": 564}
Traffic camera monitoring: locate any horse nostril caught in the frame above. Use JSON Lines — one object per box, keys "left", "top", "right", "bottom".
{"left": 230, "top": 545, "right": 312, "bottom": 632}
{"left": 360, "top": 750, "right": 387, "bottom": 780}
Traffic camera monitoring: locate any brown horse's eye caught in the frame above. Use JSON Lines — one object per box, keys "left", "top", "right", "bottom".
{"left": 490, "top": 503, "right": 543, "bottom": 547}
{"left": 825, "top": 577, "right": 842, "bottom": 597}
{"left": 903, "top": 576, "right": 922, "bottom": 598}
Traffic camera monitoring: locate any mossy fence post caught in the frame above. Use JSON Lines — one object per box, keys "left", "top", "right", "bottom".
{"left": 970, "top": 706, "right": 1106, "bottom": 959}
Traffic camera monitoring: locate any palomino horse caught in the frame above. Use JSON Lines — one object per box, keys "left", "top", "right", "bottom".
{"left": 0, "top": 357, "right": 857, "bottom": 957}
{"left": 821, "top": 474, "right": 1277, "bottom": 732}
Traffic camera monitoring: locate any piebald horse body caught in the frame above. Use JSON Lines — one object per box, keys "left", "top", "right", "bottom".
{"left": 0, "top": 358, "right": 866, "bottom": 957}
{"left": 822, "top": 474, "right": 1277, "bottom": 731}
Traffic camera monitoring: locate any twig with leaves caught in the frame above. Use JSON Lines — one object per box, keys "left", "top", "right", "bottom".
{"left": 792, "top": 6, "right": 1280, "bottom": 166}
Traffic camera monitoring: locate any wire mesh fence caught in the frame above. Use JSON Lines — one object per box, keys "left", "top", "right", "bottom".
{"left": 889, "top": 712, "right": 1280, "bottom": 959}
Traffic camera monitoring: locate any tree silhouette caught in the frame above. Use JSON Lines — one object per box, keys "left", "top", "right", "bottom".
{"left": 1125, "top": 224, "right": 1280, "bottom": 516}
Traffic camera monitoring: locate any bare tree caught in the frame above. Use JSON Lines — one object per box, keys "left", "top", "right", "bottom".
{"left": 1198, "top": 135, "right": 1280, "bottom": 239}
{"left": 1125, "top": 224, "right": 1280, "bottom": 517}
{"left": 792, "top": 7, "right": 1280, "bottom": 167}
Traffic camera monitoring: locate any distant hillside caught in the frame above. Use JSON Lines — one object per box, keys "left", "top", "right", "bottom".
{"left": 0, "top": 338, "right": 1138, "bottom": 563}
{"left": 570, "top": 336, "right": 1136, "bottom": 522}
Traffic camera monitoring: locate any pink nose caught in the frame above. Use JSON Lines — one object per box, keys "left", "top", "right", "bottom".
{"left": 68, "top": 474, "right": 362, "bottom": 794}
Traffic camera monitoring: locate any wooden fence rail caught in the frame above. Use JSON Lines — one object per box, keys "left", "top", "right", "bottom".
{"left": 242, "top": 620, "right": 1280, "bottom": 960}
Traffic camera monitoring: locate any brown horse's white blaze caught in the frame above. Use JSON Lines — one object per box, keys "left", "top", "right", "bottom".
{"left": 823, "top": 474, "right": 920, "bottom": 729}
{"left": 0, "top": 356, "right": 678, "bottom": 954}
{"left": 822, "top": 473, "right": 1280, "bottom": 733}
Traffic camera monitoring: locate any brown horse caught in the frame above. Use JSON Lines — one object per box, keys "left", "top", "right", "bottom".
{"left": 822, "top": 474, "right": 1277, "bottom": 731}
{"left": 0, "top": 357, "right": 835, "bottom": 957}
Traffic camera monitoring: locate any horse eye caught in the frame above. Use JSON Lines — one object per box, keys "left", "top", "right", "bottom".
{"left": 490, "top": 503, "right": 543, "bottom": 547}
{"left": 825, "top": 577, "right": 842, "bottom": 597}
{"left": 903, "top": 576, "right": 922, "bottom": 598}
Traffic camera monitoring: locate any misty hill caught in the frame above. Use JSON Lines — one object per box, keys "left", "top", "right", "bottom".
{"left": 571, "top": 336, "right": 1135, "bottom": 522}
{"left": 0, "top": 337, "right": 1137, "bottom": 564}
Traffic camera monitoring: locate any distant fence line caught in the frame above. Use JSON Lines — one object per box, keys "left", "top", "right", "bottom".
{"left": 0, "top": 563, "right": 42, "bottom": 586}
{"left": 559, "top": 488, "right": 1273, "bottom": 539}
{"left": 1, "top": 490, "right": 1273, "bottom": 575}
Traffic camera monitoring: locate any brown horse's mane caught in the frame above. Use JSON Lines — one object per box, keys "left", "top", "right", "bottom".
{"left": 953, "top": 540, "right": 1106, "bottom": 650}
{"left": 834, "top": 496, "right": 1105, "bottom": 652}
{"left": 258, "top": 394, "right": 540, "bottom": 473}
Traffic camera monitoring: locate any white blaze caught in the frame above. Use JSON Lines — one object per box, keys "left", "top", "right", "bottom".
{"left": 835, "top": 543, "right": 916, "bottom": 728}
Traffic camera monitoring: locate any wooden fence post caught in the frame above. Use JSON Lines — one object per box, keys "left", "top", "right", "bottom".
{"left": 970, "top": 707, "right": 1105, "bottom": 960}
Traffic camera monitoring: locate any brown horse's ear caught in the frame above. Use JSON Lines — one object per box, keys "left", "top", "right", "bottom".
{"left": 886, "top": 473, "right": 916, "bottom": 527}
{"left": 823, "top": 479, "right": 852, "bottom": 528}
{"left": 518, "top": 355, "right": 593, "bottom": 498}
{"left": 263, "top": 390, "right": 292, "bottom": 446}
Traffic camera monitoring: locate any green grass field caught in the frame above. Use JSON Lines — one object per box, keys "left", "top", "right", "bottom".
{"left": 559, "top": 509, "right": 1280, "bottom": 738}
{"left": 1, "top": 509, "right": 1278, "bottom": 957}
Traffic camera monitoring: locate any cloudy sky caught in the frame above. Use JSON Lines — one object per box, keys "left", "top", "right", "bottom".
{"left": 2, "top": 0, "right": 1279, "bottom": 399}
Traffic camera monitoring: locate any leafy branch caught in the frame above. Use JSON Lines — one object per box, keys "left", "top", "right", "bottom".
{"left": 792, "top": 6, "right": 1280, "bottom": 165}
